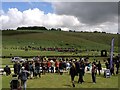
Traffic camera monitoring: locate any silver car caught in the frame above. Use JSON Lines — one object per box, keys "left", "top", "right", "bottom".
{"left": 11, "top": 57, "right": 25, "bottom": 62}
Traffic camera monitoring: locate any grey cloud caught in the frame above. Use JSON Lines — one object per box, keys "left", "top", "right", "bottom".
{"left": 53, "top": 2, "right": 118, "bottom": 25}
{"left": 1, "top": 0, "right": 120, "bottom": 2}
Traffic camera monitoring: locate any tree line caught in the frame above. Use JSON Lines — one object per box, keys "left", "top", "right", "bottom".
{"left": 17, "top": 26, "right": 62, "bottom": 31}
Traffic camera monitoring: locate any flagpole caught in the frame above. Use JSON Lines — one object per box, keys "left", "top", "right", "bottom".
{"left": 110, "top": 38, "right": 114, "bottom": 69}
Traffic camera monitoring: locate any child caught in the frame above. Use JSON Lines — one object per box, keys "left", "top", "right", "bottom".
{"left": 10, "top": 74, "right": 21, "bottom": 90}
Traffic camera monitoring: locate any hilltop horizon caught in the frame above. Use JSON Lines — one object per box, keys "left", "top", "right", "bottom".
{"left": 1, "top": 26, "right": 119, "bottom": 34}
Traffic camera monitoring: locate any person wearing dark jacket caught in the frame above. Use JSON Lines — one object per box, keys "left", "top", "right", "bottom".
{"left": 35, "top": 60, "right": 41, "bottom": 77}
{"left": 78, "top": 62, "right": 84, "bottom": 84}
{"left": 24, "top": 61, "right": 29, "bottom": 71}
{"left": 81, "top": 61, "right": 85, "bottom": 77}
{"left": 18, "top": 67, "right": 29, "bottom": 90}
{"left": 105, "top": 61, "right": 110, "bottom": 69}
{"left": 59, "top": 60, "right": 64, "bottom": 75}
{"left": 116, "top": 60, "right": 120, "bottom": 74}
{"left": 97, "top": 61, "right": 102, "bottom": 75}
{"left": 13, "top": 62, "right": 18, "bottom": 75}
{"left": 17, "top": 62, "right": 21, "bottom": 75}
{"left": 110, "top": 64, "right": 115, "bottom": 75}
{"left": 75, "top": 60, "right": 80, "bottom": 76}
{"left": 4, "top": 65, "right": 11, "bottom": 76}
{"left": 70, "top": 63, "right": 77, "bottom": 87}
{"left": 10, "top": 74, "right": 21, "bottom": 90}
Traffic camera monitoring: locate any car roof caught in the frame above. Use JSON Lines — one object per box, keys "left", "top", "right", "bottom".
{"left": 14, "top": 57, "right": 21, "bottom": 58}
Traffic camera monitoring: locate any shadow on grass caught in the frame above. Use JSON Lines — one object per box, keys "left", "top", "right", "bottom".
{"left": 84, "top": 81, "right": 93, "bottom": 84}
{"left": 63, "top": 84, "right": 72, "bottom": 87}
{"left": 74, "top": 80, "right": 93, "bottom": 84}
{"left": 96, "top": 74, "right": 104, "bottom": 78}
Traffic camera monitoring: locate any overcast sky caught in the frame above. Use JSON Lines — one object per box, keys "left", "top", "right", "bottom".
{"left": 0, "top": 2, "right": 119, "bottom": 33}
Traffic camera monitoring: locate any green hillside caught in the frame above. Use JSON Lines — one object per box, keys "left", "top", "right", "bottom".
{"left": 1, "top": 30, "right": 119, "bottom": 56}
{"left": 2, "top": 30, "right": 118, "bottom": 48}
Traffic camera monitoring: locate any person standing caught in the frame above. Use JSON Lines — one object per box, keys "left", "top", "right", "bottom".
{"left": 29, "top": 62, "right": 34, "bottom": 79}
{"left": 81, "top": 60, "right": 85, "bottom": 82}
{"left": 47, "top": 60, "right": 51, "bottom": 73}
{"left": 70, "top": 62, "right": 77, "bottom": 87}
{"left": 66, "top": 61, "right": 70, "bottom": 71}
{"left": 91, "top": 63, "right": 97, "bottom": 84}
{"left": 116, "top": 60, "right": 120, "bottom": 74}
{"left": 78, "top": 62, "right": 84, "bottom": 84}
{"left": 59, "top": 60, "right": 64, "bottom": 75}
{"left": 42, "top": 60, "right": 47, "bottom": 75}
{"left": 75, "top": 59, "right": 80, "bottom": 76}
{"left": 35, "top": 60, "right": 41, "bottom": 78}
{"left": 50, "top": 60, "right": 55, "bottom": 73}
{"left": 55, "top": 60, "right": 59, "bottom": 73}
{"left": 13, "top": 62, "right": 18, "bottom": 75}
{"left": 17, "top": 61, "right": 21, "bottom": 75}
{"left": 10, "top": 74, "right": 21, "bottom": 90}
{"left": 24, "top": 61, "right": 29, "bottom": 72}
{"left": 110, "top": 64, "right": 115, "bottom": 75}
{"left": 18, "top": 67, "right": 29, "bottom": 90}
{"left": 97, "top": 61, "right": 102, "bottom": 75}
{"left": 105, "top": 61, "right": 110, "bottom": 69}
{"left": 32, "top": 61, "right": 35, "bottom": 78}
{"left": 4, "top": 65, "right": 11, "bottom": 76}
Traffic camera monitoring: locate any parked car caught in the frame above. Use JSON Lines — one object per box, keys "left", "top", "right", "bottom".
{"left": 11, "top": 57, "right": 25, "bottom": 62}
{"left": 33, "top": 56, "right": 40, "bottom": 61}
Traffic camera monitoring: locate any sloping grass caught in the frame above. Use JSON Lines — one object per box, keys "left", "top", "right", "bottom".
{"left": 2, "top": 30, "right": 118, "bottom": 51}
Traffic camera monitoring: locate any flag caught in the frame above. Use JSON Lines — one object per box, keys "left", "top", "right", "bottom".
{"left": 110, "top": 38, "right": 114, "bottom": 69}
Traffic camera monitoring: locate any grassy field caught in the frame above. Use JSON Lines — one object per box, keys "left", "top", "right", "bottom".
{"left": 2, "top": 49, "right": 66, "bottom": 56}
{"left": 1, "top": 73, "right": 119, "bottom": 88}
{"left": 1, "top": 30, "right": 119, "bottom": 89}
{"left": 2, "top": 49, "right": 107, "bottom": 57}
{"left": 1, "top": 30, "right": 119, "bottom": 57}
{"left": 2, "top": 30, "right": 118, "bottom": 52}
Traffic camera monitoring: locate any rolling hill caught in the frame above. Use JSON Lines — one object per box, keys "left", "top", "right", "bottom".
{"left": 2, "top": 30, "right": 119, "bottom": 52}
